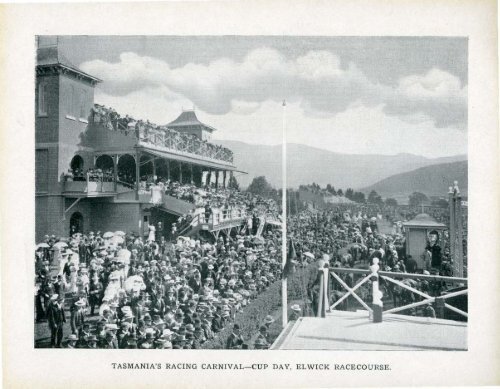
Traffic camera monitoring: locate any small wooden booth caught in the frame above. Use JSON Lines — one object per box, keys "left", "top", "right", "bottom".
{"left": 402, "top": 213, "right": 446, "bottom": 269}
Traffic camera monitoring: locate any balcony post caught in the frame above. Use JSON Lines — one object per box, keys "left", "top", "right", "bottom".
{"left": 152, "top": 158, "right": 156, "bottom": 181}
{"left": 223, "top": 170, "right": 227, "bottom": 188}
{"left": 167, "top": 160, "right": 171, "bottom": 181}
{"left": 215, "top": 170, "right": 219, "bottom": 187}
{"left": 190, "top": 163, "right": 194, "bottom": 184}
{"left": 135, "top": 150, "right": 140, "bottom": 201}
{"left": 113, "top": 154, "right": 118, "bottom": 192}
{"left": 179, "top": 162, "right": 183, "bottom": 184}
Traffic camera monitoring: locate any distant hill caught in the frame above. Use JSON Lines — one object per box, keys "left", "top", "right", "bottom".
{"left": 215, "top": 139, "right": 466, "bottom": 189}
{"left": 215, "top": 140, "right": 282, "bottom": 188}
{"left": 361, "top": 160, "right": 468, "bottom": 203}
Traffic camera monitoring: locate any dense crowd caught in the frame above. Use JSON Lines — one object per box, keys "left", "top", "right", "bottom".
{"left": 91, "top": 104, "right": 233, "bottom": 163}
{"left": 288, "top": 206, "right": 461, "bottom": 317}
{"left": 35, "top": 184, "right": 283, "bottom": 349}
{"left": 63, "top": 168, "right": 114, "bottom": 183}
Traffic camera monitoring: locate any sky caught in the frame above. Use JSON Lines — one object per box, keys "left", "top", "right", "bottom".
{"left": 50, "top": 36, "right": 467, "bottom": 158}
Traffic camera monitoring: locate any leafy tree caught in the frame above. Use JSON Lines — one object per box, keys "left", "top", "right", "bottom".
{"left": 385, "top": 198, "right": 398, "bottom": 207}
{"left": 228, "top": 175, "right": 240, "bottom": 190}
{"left": 432, "top": 198, "right": 449, "bottom": 208}
{"left": 408, "top": 192, "right": 429, "bottom": 207}
{"left": 247, "top": 176, "right": 274, "bottom": 197}
{"left": 352, "top": 191, "right": 366, "bottom": 203}
{"left": 337, "top": 189, "right": 343, "bottom": 196}
{"left": 368, "top": 190, "right": 383, "bottom": 204}
{"left": 345, "top": 188, "right": 354, "bottom": 199}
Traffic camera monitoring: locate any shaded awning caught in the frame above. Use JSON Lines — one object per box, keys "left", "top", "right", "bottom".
{"left": 137, "top": 145, "right": 242, "bottom": 171}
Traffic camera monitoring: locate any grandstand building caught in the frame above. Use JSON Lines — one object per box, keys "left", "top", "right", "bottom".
{"left": 35, "top": 42, "right": 241, "bottom": 241}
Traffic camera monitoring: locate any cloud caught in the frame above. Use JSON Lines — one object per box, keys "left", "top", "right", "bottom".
{"left": 81, "top": 48, "right": 467, "bottom": 129}
{"left": 384, "top": 68, "right": 467, "bottom": 129}
{"left": 230, "top": 100, "right": 261, "bottom": 115}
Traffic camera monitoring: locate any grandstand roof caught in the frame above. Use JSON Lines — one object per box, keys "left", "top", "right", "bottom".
{"left": 167, "top": 110, "right": 217, "bottom": 132}
{"left": 37, "top": 46, "right": 102, "bottom": 83}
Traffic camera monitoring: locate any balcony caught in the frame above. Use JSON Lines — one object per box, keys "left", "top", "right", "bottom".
{"left": 91, "top": 106, "right": 235, "bottom": 166}
{"left": 176, "top": 207, "right": 247, "bottom": 236}
{"left": 62, "top": 175, "right": 132, "bottom": 197}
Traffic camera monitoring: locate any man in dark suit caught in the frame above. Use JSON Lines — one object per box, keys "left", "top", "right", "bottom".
{"left": 226, "top": 324, "right": 244, "bottom": 349}
{"left": 47, "top": 294, "right": 66, "bottom": 348}
{"left": 426, "top": 230, "right": 443, "bottom": 273}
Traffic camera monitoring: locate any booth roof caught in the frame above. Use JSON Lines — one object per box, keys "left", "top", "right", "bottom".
{"left": 402, "top": 213, "right": 446, "bottom": 228}
{"left": 167, "top": 111, "right": 217, "bottom": 133}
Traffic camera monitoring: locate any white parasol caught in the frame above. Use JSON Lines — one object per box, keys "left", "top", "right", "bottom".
{"left": 110, "top": 235, "right": 124, "bottom": 245}
{"left": 124, "top": 275, "right": 146, "bottom": 293}
{"left": 36, "top": 243, "right": 50, "bottom": 249}
{"left": 52, "top": 241, "right": 68, "bottom": 249}
{"left": 303, "top": 251, "right": 315, "bottom": 259}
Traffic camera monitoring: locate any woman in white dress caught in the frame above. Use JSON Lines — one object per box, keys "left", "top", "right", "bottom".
{"left": 147, "top": 225, "right": 156, "bottom": 242}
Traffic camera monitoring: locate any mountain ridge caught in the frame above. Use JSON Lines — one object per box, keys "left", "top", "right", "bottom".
{"left": 214, "top": 139, "right": 467, "bottom": 189}
{"left": 361, "top": 160, "right": 468, "bottom": 203}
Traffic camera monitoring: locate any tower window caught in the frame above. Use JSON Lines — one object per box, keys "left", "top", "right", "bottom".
{"left": 79, "top": 89, "right": 87, "bottom": 119}
{"left": 38, "top": 81, "right": 48, "bottom": 116}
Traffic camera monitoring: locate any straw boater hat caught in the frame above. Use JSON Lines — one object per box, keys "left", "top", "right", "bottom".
{"left": 264, "top": 315, "right": 275, "bottom": 324}
{"left": 291, "top": 304, "right": 301, "bottom": 312}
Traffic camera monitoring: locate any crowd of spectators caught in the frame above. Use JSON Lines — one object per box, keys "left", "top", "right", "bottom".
{"left": 35, "top": 219, "right": 282, "bottom": 349}
{"left": 91, "top": 104, "right": 233, "bottom": 163}
{"left": 63, "top": 168, "right": 114, "bottom": 182}
{"left": 35, "top": 176, "right": 283, "bottom": 349}
{"left": 289, "top": 206, "right": 463, "bottom": 318}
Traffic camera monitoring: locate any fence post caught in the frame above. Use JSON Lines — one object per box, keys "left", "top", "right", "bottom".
{"left": 435, "top": 297, "right": 445, "bottom": 319}
{"left": 323, "top": 268, "right": 330, "bottom": 314}
{"left": 370, "top": 258, "right": 383, "bottom": 323}
{"left": 316, "top": 269, "right": 324, "bottom": 318}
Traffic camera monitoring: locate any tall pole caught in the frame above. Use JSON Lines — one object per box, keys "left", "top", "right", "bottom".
{"left": 455, "top": 182, "right": 464, "bottom": 277}
{"left": 282, "top": 100, "right": 288, "bottom": 328}
{"left": 448, "top": 186, "right": 456, "bottom": 274}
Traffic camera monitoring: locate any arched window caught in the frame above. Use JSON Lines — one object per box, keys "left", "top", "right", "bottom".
{"left": 70, "top": 155, "right": 84, "bottom": 171}
{"left": 69, "top": 212, "right": 84, "bottom": 235}
{"left": 117, "top": 154, "right": 136, "bottom": 187}
{"left": 95, "top": 154, "right": 114, "bottom": 170}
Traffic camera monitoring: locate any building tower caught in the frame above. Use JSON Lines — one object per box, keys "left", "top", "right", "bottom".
{"left": 35, "top": 37, "right": 101, "bottom": 240}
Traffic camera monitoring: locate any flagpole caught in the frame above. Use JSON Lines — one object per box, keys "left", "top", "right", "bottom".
{"left": 282, "top": 100, "right": 288, "bottom": 328}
